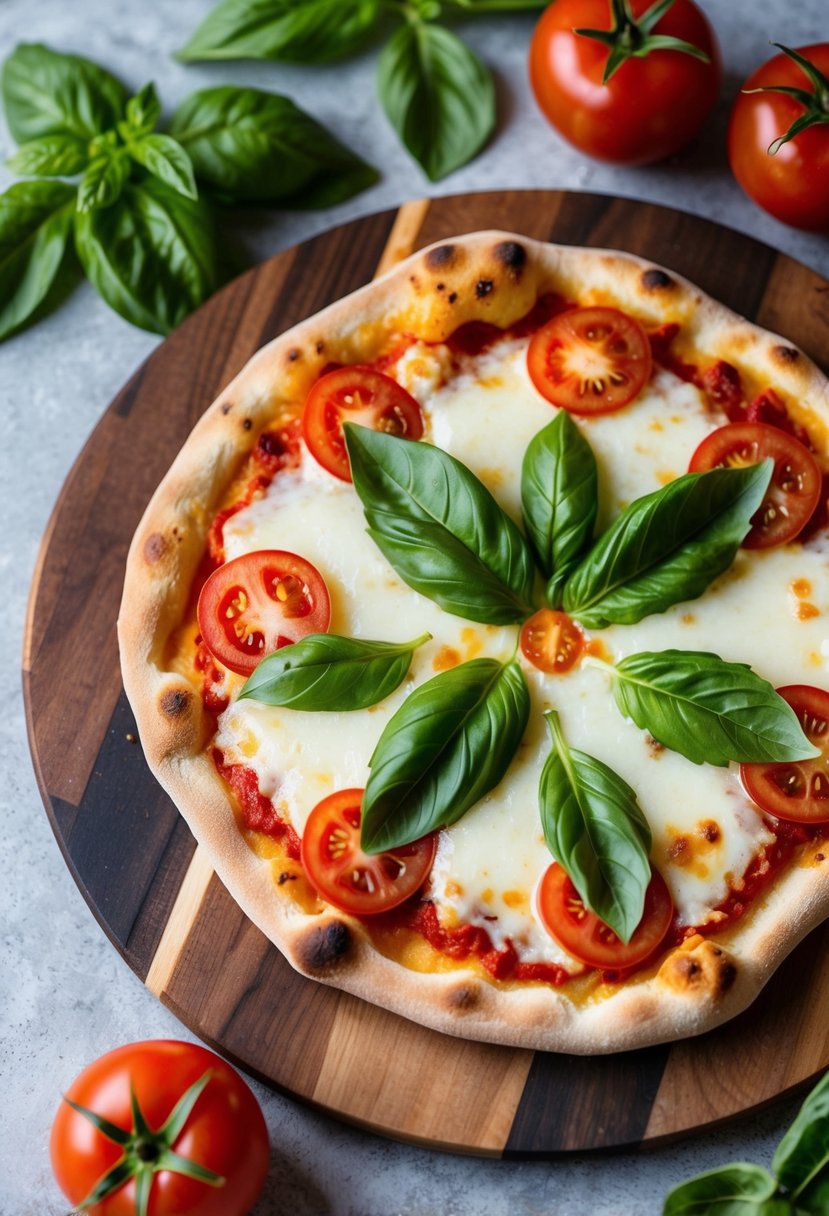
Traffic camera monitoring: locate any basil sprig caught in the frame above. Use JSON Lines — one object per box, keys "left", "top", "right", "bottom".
{"left": 361, "top": 658, "right": 530, "bottom": 853}
{"left": 664, "top": 1070, "right": 829, "bottom": 1214}
{"left": 177, "top": 0, "right": 547, "bottom": 180}
{"left": 539, "top": 711, "right": 652, "bottom": 943}
{"left": 601, "top": 650, "right": 820, "bottom": 767}
{"left": 0, "top": 44, "right": 377, "bottom": 340}
{"left": 239, "top": 632, "right": 430, "bottom": 711}
{"left": 563, "top": 460, "right": 774, "bottom": 628}
{"left": 521, "top": 412, "right": 598, "bottom": 607}
{"left": 345, "top": 424, "right": 536, "bottom": 625}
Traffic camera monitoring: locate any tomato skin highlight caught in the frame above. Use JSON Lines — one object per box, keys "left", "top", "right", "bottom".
{"left": 728, "top": 44, "right": 829, "bottom": 232}
{"left": 50, "top": 1040, "right": 268, "bottom": 1216}
{"left": 520, "top": 609, "right": 585, "bottom": 674}
{"left": 742, "top": 686, "right": 829, "bottom": 824}
{"left": 301, "top": 789, "right": 437, "bottom": 915}
{"left": 198, "top": 549, "right": 331, "bottom": 676}
{"left": 303, "top": 365, "right": 424, "bottom": 482}
{"left": 536, "top": 864, "right": 674, "bottom": 970}
{"left": 688, "top": 422, "right": 822, "bottom": 548}
{"left": 527, "top": 306, "right": 652, "bottom": 415}
{"left": 529, "top": 0, "right": 721, "bottom": 165}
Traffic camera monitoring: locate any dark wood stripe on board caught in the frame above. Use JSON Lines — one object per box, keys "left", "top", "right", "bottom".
{"left": 504, "top": 1044, "right": 670, "bottom": 1155}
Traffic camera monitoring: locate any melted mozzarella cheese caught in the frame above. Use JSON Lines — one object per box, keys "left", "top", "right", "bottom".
{"left": 216, "top": 338, "right": 829, "bottom": 970}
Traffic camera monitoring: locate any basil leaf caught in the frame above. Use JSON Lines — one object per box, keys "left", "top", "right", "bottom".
{"left": 128, "top": 135, "right": 198, "bottom": 201}
{"left": 169, "top": 87, "right": 377, "bottom": 208}
{"left": 521, "top": 413, "right": 598, "bottom": 607}
{"left": 124, "top": 83, "right": 161, "bottom": 137}
{"left": 6, "top": 134, "right": 88, "bottom": 177}
{"left": 563, "top": 461, "right": 773, "bottom": 628}
{"left": 446, "top": 0, "right": 548, "bottom": 8}
{"left": 0, "top": 180, "right": 76, "bottom": 341}
{"left": 77, "top": 154, "right": 130, "bottom": 213}
{"left": 795, "top": 1169, "right": 829, "bottom": 1215}
{"left": 773, "top": 1070, "right": 829, "bottom": 1197}
{"left": 539, "top": 710, "right": 651, "bottom": 942}
{"left": 361, "top": 658, "right": 530, "bottom": 853}
{"left": 1, "top": 43, "right": 127, "bottom": 143}
{"left": 345, "top": 424, "right": 535, "bottom": 624}
{"left": 177, "top": 0, "right": 383, "bottom": 63}
{"left": 663, "top": 1164, "right": 784, "bottom": 1215}
{"left": 609, "top": 650, "right": 820, "bottom": 767}
{"left": 74, "top": 178, "right": 218, "bottom": 334}
{"left": 239, "top": 632, "right": 430, "bottom": 711}
{"left": 377, "top": 21, "right": 495, "bottom": 181}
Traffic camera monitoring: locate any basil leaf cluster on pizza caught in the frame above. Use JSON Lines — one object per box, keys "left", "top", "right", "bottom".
{"left": 119, "top": 233, "right": 829, "bottom": 1053}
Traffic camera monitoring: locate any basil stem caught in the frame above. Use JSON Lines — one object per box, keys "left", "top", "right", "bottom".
{"left": 598, "top": 650, "right": 821, "bottom": 767}
{"left": 539, "top": 710, "right": 652, "bottom": 943}
{"left": 361, "top": 658, "right": 530, "bottom": 853}
{"left": 563, "top": 461, "right": 774, "bottom": 628}
{"left": 239, "top": 632, "right": 430, "bottom": 711}
{"left": 345, "top": 423, "right": 536, "bottom": 625}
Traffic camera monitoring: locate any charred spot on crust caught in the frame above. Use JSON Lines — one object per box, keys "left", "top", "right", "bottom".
{"left": 160, "top": 688, "right": 191, "bottom": 717}
{"left": 773, "top": 344, "right": 799, "bottom": 363}
{"left": 436, "top": 282, "right": 445, "bottom": 292}
{"left": 641, "top": 268, "right": 675, "bottom": 291}
{"left": 220, "top": 401, "right": 233, "bottom": 415}
{"left": 448, "top": 292, "right": 458, "bottom": 305}
{"left": 287, "top": 348, "right": 301, "bottom": 363}
{"left": 316, "top": 340, "right": 325, "bottom": 355}
{"left": 425, "top": 244, "right": 456, "bottom": 271}
{"left": 476, "top": 279, "right": 494, "bottom": 299}
{"left": 242, "top": 418, "right": 252, "bottom": 431}
{"left": 660, "top": 940, "right": 737, "bottom": 997}
{"left": 446, "top": 983, "right": 479, "bottom": 1012}
{"left": 296, "top": 920, "right": 352, "bottom": 971}
{"left": 143, "top": 533, "right": 168, "bottom": 564}
{"left": 493, "top": 241, "right": 526, "bottom": 273}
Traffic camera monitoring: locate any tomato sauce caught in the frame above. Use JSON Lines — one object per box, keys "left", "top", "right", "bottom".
{"left": 214, "top": 751, "right": 301, "bottom": 859}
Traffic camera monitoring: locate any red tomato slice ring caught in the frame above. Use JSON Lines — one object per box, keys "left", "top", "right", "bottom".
{"left": 301, "top": 789, "right": 437, "bottom": 915}
{"left": 741, "top": 685, "right": 829, "bottom": 824}
{"left": 198, "top": 550, "right": 330, "bottom": 677}
{"left": 519, "top": 609, "right": 585, "bottom": 674}
{"left": 689, "top": 422, "right": 821, "bottom": 548}
{"left": 536, "top": 863, "right": 674, "bottom": 970}
{"left": 527, "top": 306, "right": 653, "bottom": 415}
{"left": 302, "top": 366, "right": 425, "bottom": 481}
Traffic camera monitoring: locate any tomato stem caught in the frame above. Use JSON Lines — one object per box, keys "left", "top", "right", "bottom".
{"left": 574, "top": 0, "right": 710, "bottom": 84}
{"left": 747, "top": 44, "right": 829, "bottom": 155}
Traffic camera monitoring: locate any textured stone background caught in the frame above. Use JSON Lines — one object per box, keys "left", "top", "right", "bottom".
{"left": 2, "top": 2, "right": 827, "bottom": 1213}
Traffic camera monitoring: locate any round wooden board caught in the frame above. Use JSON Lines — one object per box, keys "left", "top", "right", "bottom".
{"left": 25, "top": 190, "right": 829, "bottom": 1157}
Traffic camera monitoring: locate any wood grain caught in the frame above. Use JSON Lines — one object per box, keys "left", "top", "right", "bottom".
{"left": 25, "top": 191, "right": 829, "bottom": 1155}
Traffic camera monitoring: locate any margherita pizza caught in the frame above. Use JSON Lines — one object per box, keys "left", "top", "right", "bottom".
{"left": 119, "top": 233, "right": 829, "bottom": 1054}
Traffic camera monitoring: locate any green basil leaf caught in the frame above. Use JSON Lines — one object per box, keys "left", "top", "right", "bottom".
{"left": 609, "top": 650, "right": 820, "bottom": 767}
{"left": 521, "top": 413, "right": 598, "bottom": 607}
{"left": 773, "top": 1070, "right": 829, "bottom": 1197}
{"left": 663, "top": 1164, "right": 785, "bottom": 1215}
{"left": 176, "top": 0, "right": 383, "bottom": 63}
{"left": 76, "top": 154, "right": 130, "bottom": 213}
{"left": 74, "top": 177, "right": 218, "bottom": 334}
{"left": 6, "top": 134, "right": 88, "bottom": 177}
{"left": 563, "top": 461, "right": 773, "bottom": 628}
{"left": 1, "top": 43, "right": 127, "bottom": 143}
{"left": 539, "top": 710, "right": 651, "bottom": 942}
{"left": 124, "top": 82, "right": 161, "bottom": 137}
{"left": 239, "top": 632, "right": 430, "bottom": 711}
{"left": 361, "top": 657, "right": 530, "bottom": 853}
{"left": 377, "top": 21, "right": 495, "bottom": 181}
{"left": 345, "top": 424, "right": 535, "bottom": 625}
{"left": 169, "top": 87, "right": 377, "bottom": 207}
{"left": 128, "top": 135, "right": 198, "bottom": 201}
{"left": 795, "top": 1168, "right": 829, "bottom": 1215}
{"left": 0, "top": 180, "right": 76, "bottom": 340}
{"left": 446, "top": 0, "right": 548, "bottom": 8}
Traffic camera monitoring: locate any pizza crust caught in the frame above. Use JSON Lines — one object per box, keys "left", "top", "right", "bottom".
{"left": 119, "top": 232, "right": 829, "bottom": 1054}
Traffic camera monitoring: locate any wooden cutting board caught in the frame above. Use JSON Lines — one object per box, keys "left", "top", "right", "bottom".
{"left": 24, "top": 190, "right": 829, "bottom": 1156}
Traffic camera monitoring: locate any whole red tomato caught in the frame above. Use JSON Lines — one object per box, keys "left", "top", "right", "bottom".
{"left": 50, "top": 1040, "right": 269, "bottom": 1216}
{"left": 529, "top": 0, "right": 722, "bottom": 165}
{"left": 728, "top": 44, "right": 829, "bottom": 231}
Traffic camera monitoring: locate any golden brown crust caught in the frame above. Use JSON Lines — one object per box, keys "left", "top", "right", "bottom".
{"left": 119, "top": 232, "right": 829, "bottom": 1054}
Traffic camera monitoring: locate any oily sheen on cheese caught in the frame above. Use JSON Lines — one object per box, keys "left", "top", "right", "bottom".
{"left": 213, "top": 338, "right": 829, "bottom": 974}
